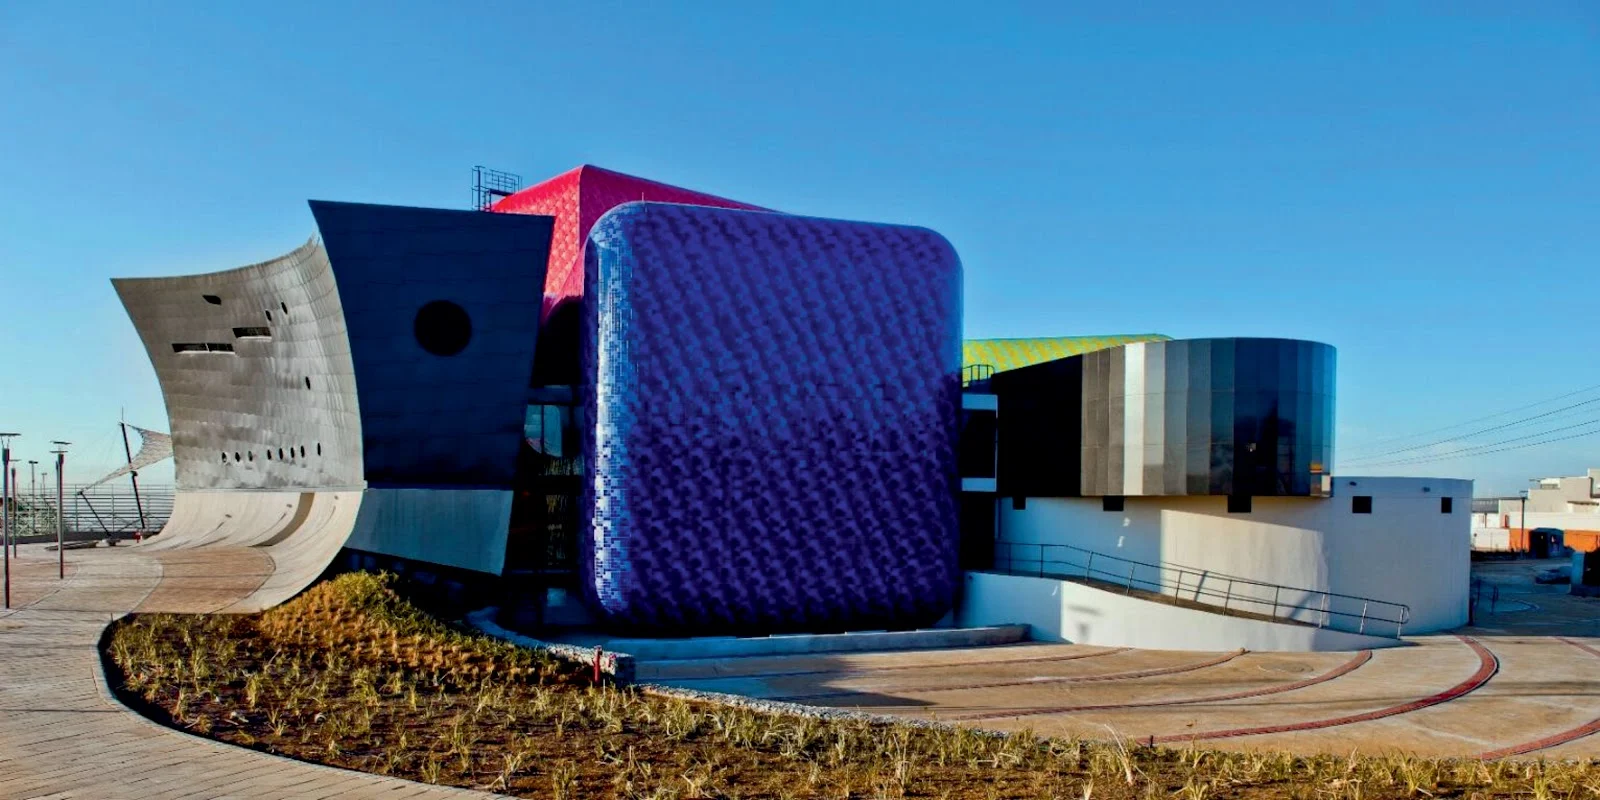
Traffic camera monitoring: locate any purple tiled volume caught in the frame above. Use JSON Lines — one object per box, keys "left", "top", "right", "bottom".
{"left": 582, "top": 203, "right": 963, "bottom": 635}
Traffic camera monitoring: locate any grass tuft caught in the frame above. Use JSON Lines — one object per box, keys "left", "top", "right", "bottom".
{"left": 106, "top": 572, "right": 1600, "bottom": 798}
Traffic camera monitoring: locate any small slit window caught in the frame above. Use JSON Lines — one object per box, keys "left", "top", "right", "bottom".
{"left": 280, "top": 302, "right": 289, "bottom": 314}
{"left": 1441, "top": 497, "right": 1453, "bottom": 514}
{"left": 266, "top": 450, "right": 272, "bottom": 461}
{"left": 1102, "top": 496, "right": 1124, "bottom": 512}
{"left": 265, "top": 309, "right": 273, "bottom": 322}
{"left": 1012, "top": 496, "right": 1026, "bottom": 511}
{"left": 233, "top": 452, "right": 241, "bottom": 462}
{"left": 278, "top": 448, "right": 285, "bottom": 460}
{"left": 299, "top": 445, "right": 306, "bottom": 458}
{"left": 1228, "top": 495, "right": 1252, "bottom": 514}
{"left": 220, "top": 452, "right": 227, "bottom": 462}
{"left": 174, "top": 342, "right": 235, "bottom": 354}
{"left": 233, "top": 326, "right": 271, "bottom": 339}
{"left": 304, "top": 376, "right": 311, "bottom": 389}
{"left": 1353, "top": 495, "right": 1373, "bottom": 514}
{"left": 316, "top": 443, "right": 322, "bottom": 456}
{"left": 202, "top": 294, "right": 222, "bottom": 305}
{"left": 247, "top": 452, "right": 253, "bottom": 461}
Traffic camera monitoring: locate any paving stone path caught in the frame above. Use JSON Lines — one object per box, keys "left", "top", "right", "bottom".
{"left": 650, "top": 559, "right": 1600, "bottom": 759}
{"left": 0, "top": 546, "right": 497, "bottom": 799}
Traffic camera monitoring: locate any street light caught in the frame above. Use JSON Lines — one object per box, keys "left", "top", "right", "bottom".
{"left": 0, "top": 432, "right": 19, "bottom": 609}
{"left": 25, "top": 461, "right": 37, "bottom": 549}
{"left": 50, "top": 442, "right": 69, "bottom": 580}
{"left": 1519, "top": 488, "right": 1530, "bottom": 554}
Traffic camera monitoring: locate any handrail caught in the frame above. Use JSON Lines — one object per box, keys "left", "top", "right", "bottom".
{"left": 992, "top": 539, "right": 1411, "bottom": 638}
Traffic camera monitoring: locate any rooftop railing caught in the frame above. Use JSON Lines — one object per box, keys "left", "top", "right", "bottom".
{"left": 961, "top": 364, "right": 996, "bottom": 388}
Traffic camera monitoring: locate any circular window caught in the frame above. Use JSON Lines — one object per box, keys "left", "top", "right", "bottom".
{"left": 413, "top": 300, "right": 472, "bottom": 356}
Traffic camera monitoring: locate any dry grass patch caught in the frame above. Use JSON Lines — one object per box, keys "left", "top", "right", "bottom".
{"left": 106, "top": 572, "right": 1600, "bottom": 798}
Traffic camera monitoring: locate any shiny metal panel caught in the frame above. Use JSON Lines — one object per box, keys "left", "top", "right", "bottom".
{"left": 993, "top": 337, "right": 1336, "bottom": 498}
{"left": 113, "top": 239, "right": 364, "bottom": 491}
{"left": 310, "top": 201, "right": 552, "bottom": 488}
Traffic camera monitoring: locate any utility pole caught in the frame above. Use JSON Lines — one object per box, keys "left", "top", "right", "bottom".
{"left": 51, "top": 442, "right": 69, "bottom": 580}
{"left": 1, "top": 432, "right": 19, "bottom": 609}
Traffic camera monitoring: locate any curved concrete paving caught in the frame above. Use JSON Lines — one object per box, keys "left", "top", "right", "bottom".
{"left": 0, "top": 545, "right": 495, "bottom": 799}
{"left": 649, "top": 560, "right": 1600, "bottom": 759}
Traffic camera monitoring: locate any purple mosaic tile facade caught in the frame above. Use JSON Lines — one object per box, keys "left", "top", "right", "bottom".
{"left": 581, "top": 203, "right": 962, "bottom": 634}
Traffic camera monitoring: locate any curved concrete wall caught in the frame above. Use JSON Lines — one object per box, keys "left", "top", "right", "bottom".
{"left": 139, "top": 489, "right": 364, "bottom": 612}
{"left": 995, "top": 476, "right": 1472, "bottom": 635}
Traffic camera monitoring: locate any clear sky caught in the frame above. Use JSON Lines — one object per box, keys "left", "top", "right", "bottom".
{"left": 1, "top": 2, "right": 1595, "bottom": 495}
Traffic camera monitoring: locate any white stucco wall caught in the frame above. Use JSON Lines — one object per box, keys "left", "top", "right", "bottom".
{"left": 956, "top": 572, "right": 1402, "bottom": 652}
{"left": 1480, "top": 510, "right": 1600, "bottom": 532}
{"left": 992, "top": 476, "right": 1471, "bottom": 634}
{"left": 1472, "top": 527, "right": 1513, "bottom": 552}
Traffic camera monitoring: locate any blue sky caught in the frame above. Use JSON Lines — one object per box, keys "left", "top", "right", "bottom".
{"left": 1, "top": 2, "right": 1595, "bottom": 495}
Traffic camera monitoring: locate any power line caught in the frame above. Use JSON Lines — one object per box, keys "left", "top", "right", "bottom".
{"left": 1344, "top": 395, "right": 1600, "bottom": 464}
{"left": 1353, "top": 418, "right": 1600, "bottom": 468}
{"left": 1351, "top": 428, "right": 1600, "bottom": 470}
{"left": 1342, "top": 382, "right": 1600, "bottom": 458}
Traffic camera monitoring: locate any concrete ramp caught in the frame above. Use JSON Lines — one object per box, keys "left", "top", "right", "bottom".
{"left": 143, "top": 492, "right": 300, "bottom": 550}
{"left": 134, "top": 490, "right": 363, "bottom": 613}
{"left": 958, "top": 571, "right": 1404, "bottom": 652}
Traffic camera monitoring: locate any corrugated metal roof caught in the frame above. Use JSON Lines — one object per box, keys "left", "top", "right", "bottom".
{"left": 963, "top": 334, "right": 1171, "bottom": 372}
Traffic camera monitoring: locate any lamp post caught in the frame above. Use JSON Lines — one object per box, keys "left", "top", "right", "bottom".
{"left": 26, "top": 461, "right": 37, "bottom": 548}
{"left": 50, "top": 442, "right": 69, "bottom": 580}
{"left": 1519, "top": 488, "right": 1529, "bottom": 554}
{"left": 0, "top": 432, "right": 19, "bottom": 609}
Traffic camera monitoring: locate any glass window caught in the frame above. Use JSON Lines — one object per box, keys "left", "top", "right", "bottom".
{"left": 1353, "top": 495, "right": 1373, "bottom": 514}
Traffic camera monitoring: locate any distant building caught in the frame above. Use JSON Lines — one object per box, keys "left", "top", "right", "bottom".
{"left": 1472, "top": 469, "right": 1600, "bottom": 553}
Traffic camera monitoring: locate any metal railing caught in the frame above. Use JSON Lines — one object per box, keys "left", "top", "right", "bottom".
{"left": 993, "top": 539, "right": 1411, "bottom": 638}
{"left": 1468, "top": 578, "right": 1499, "bottom": 625}
{"left": 961, "top": 364, "right": 996, "bottom": 388}
{"left": 1, "top": 483, "right": 174, "bottom": 539}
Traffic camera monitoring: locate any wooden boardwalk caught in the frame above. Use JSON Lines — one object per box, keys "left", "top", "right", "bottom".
{"left": 0, "top": 546, "right": 496, "bottom": 799}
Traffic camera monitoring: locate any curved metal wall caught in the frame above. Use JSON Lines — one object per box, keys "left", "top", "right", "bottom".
{"left": 113, "top": 239, "right": 365, "bottom": 491}
{"left": 582, "top": 203, "right": 963, "bottom": 635}
{"left": 310, "top": 201, "right": 552, "bottom": 488}
{"left": 996, "top": 338, "right": 1335, "bottom": 498}
{"left": 115, "top": 202, "right": 555, "bottom": 576}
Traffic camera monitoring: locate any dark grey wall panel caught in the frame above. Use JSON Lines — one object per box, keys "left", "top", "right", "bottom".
{"left": 113, "top": 240, "right": 365, "bottom": 491}
{"left": 310, "top": 201, "right": 553, "bottom": 488}
{"left": 995, "top": 338, "right": 1335, "bottom": 498}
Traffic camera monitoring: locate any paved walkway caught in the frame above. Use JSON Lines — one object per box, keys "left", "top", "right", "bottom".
{"left": 0, "top": 545, "right": 495, "bottom": 799}
{"left": 7, "top": 542, "right": 1598, "bottom": 798}
{"left": 650, "top": 559, "right": 1600, "bottom": 759}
